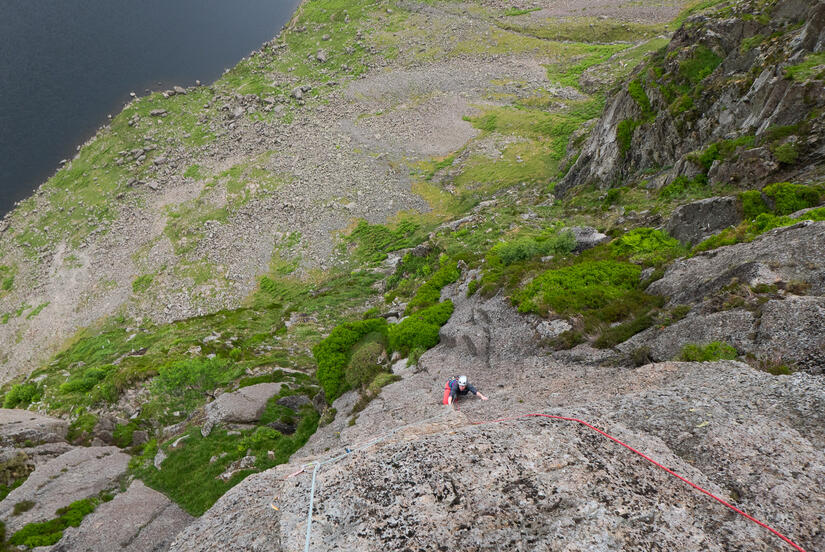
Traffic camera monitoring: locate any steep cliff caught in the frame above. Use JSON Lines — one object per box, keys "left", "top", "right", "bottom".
{"left": 558, "top": 0, "right": 825, "bottom": 196}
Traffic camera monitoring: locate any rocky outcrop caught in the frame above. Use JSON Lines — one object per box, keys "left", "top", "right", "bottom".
{"left": 53, "top": 481, "right": 193, "bottom": 552}
{"left": 0, "top": 408, "right": 68, "bottom": 447}
{"left": 664, "top": 196, "right": 741, "bottom": 245}
{"left": 558, "top": 0, "right": 825, "bottom": 195}
{"left": 0, "top": 446, "right": 130, "bottom": 534}
{"left": 648, "top": 221, "right": 825, "bottom": 304}
{"left": 617, "top": 309, "right": 756, "bottom": 361}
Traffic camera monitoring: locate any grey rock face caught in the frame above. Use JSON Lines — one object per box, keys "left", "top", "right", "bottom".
{"left": 170, "top": 358, "right": 825, "bottom": 552}
{"left": 617, "top": 309, "right": 756, "bottom": 361}
{"left": 664, "top": 196, "right": 741, "bottom": 245}
{"left": 169, "top": 469, "right": 285, "bottom": 552}
{"left": 754, "top": 296, "right": 825, "bottom": 374}
{"left": 648, "top": 221, "right": 825, "bottom": 305}
{"left": 0, "top": 408, "right": 68, "bottom": 447}
{"left": 0, "top": 446, "right": 130, "bottom": 534}
{"left": 53, "top": 480, "right": 193, "bottom": 552}
{"left": 165, "top": 281, "right": 825, "bottom": 551}
{"left": 204, "top": 383, "right": 283, "bottom": 429}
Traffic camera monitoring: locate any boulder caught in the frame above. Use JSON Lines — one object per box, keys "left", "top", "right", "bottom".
{"left": 0, "top": 446, "right": 130, "bottom": 534}
{"left": 707, "top": 146, "right": 779, "bottom": 186}
{"left": 53, "top": 481, "right": 193, "bottom": 552}
{"left": 0, "top": 409, "right": 68, "bottom": 447}
{"left": 569, "top": 226, "right": 609, "bottom": 252}
{"left": 664, "top": 196, "right": 741, "bottom": 245}
{"left": 276, "top": 394, "right": 311, "bottom": 411}
{"left": 204, "top": 383, "right": 282, "bottom": 427}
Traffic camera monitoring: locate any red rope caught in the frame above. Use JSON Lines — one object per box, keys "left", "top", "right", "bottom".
{"left": 464, "top": 411, "right": 807, "bottom": 552}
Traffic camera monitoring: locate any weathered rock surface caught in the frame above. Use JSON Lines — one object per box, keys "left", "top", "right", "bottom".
{"left": 648, "top": 221, "right": 825, "bottom": 304}
{"left": 0, "top": 408, "right": 68, "bottom": 447}
{"left": 203, "top": 383, "right": 283, "bottom": 430}
{"left": 617, "top": 309, "right": 756, "bottom": 361}
{"left": 754, "top": 296, "right": 825, "bottom": 374}
{"left": 0, "top": 446, "right": 130, "bottom": 534}
{"left": 664, "top": 196, "right": 741, "bottom": 245}
{"left": 53, "top": 481, "right": 193, "bottom": 552}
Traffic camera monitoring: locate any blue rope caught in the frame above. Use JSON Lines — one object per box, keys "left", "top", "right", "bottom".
{"left": 303, "top": 462, "right": 321, "bottom": 552}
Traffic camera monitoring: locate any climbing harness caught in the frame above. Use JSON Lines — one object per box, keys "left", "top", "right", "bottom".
{"left": 273, "top": 408, "right": 808, "bottom": 552}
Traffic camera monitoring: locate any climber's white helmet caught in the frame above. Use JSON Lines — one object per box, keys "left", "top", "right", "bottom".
{"left": 458, "top": 375, "right": 468, "bottom": 386}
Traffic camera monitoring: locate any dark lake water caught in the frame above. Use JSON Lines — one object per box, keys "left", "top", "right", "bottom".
{"left": 0, "top": 0, "right": 302, "bottom": 217}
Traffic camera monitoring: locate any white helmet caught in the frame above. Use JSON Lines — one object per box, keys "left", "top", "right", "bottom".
{"left": 458, "top": 375, "right": 468, "bottom": 386}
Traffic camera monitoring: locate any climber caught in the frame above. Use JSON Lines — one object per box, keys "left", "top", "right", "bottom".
{"left": 442, "top": 375, "right": 488, "bottom": 405}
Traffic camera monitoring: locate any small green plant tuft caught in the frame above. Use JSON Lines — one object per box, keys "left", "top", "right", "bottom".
{"left": 132, "top": 274, "right": 154, "bottom": 293}
{"left": 3, "top": 383, "right": 42, "bottom": 409}
{"left": 12, "top": 500, "right": 35, "bottom": 516}
{"left": 771, "top": 142, "right": 799, "bottom": 165}
{"left": 617, "top": 119, "right": 640, "bottom": 155}
{"left": 678, "top": 341, "right": 737, "bottom": 362}
{"left": 611, "top": 228, "right": 684, "bottom": 265}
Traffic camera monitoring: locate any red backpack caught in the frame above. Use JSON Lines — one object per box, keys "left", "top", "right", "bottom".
{"left": 441, "top": 377, "right": 458, "bottom": 405}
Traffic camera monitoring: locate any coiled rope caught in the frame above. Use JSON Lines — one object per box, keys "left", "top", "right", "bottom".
{"left": 278, "top": 408, "right": 808, "bottom": 552}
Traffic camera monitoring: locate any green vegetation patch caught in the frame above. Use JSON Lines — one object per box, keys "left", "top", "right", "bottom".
{"left": 388, "top": 300, "right": 454, "bottom": 357}
{"left": 9, "top": 495, "right": 108, "bottom": 548}
{"left": 346, "top": 218, "right": 429, "bottom": 264}
{"left": 785, "top": 52, "right": 825, "bottom": 82}
{"left": 611, "top": 228, "right": 685, "bottom": 265}
{"left": 678, "top": 341, "right": 738, "bottom": 361}
{"left": 312, "top": 318, "right": 388, "bottom": 402}
{"left": 762, "top": 182, "right": 821, "bottom": 215}
{"left": 132, "top": 274, "right": 154, "bottom": 293}
{"left": 2, "top": 383, "right": 42, "bottom": 409}
{"left": 405, "top": 257, "right": 459, "bottom": 314}
{"left": 617, "top": 119, "right": 641, "bottom": 155}
{"left": 628, "top": 79, "right": 653, "bottom": 117}
{"left": 659, "top": 174, "right": 710, "bottom": 200}
{"left": 132, "top": 406, "right": 318, "bottom": 516}
{"left": 678, "top": 45, "right": 722, "bottom": 84}
{"left": 0, "top": 265, "right": 15, "bottom": 294}
{"left": 695, "top": 206, "right": 825, "bottom": 252}
{"left": 692, "top": 135, "right": 755, "bottom": 170}
{"left": 515, "top": 260, "right": 641, "bottom": 316}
